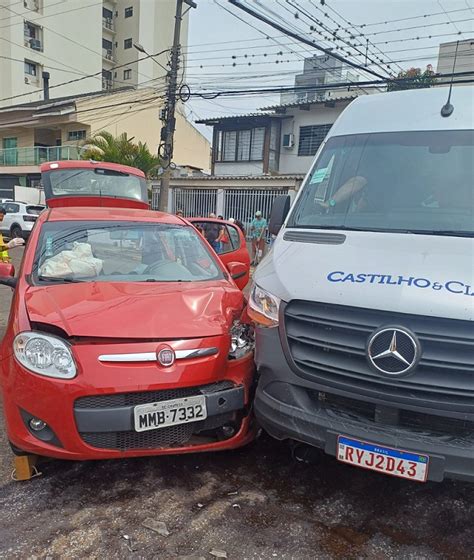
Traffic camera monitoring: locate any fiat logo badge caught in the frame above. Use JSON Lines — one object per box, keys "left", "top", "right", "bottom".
{"left": 156, "top": 345, "right": 175, "bottom": 367}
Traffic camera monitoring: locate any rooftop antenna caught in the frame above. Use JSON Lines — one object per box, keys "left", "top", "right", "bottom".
{"left": 440, "top": 40, "right": 460, "bottom": 118}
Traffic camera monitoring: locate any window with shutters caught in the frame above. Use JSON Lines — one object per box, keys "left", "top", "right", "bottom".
{"left": 216, "top": 127, "right": 266, "bottom": 162}
{"left": 298, "top": 124, "right": 332, "bottom": 156}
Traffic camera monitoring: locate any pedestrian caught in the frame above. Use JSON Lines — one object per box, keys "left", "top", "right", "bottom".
{"left": 229, "top": 217, "right": 245, "bottom": 236}
{"left": 250, "top": 210, "right": 267, "bottom": 265}
{"left": 176, "top": 209, "right": 184, "bottom": 218}
{"left": 0, "top": 206, "right": 24, "bottom": 262}
{"left": 202, "top": 215, "right": 221, "bottom": 253}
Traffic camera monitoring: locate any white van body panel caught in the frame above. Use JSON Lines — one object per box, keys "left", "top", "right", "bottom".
{"left": 328, "top": 86, "right": 474, "bottom": 137}
{"left": 257, "top": 231, "right": 474, "bottom": 322}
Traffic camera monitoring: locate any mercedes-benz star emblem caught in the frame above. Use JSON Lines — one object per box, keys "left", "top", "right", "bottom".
{"left": 367, "top": 327, "right": 421, "bottom": 376}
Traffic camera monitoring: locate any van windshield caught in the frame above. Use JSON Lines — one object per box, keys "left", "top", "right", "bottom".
{"left": 289, "top": 130, "right": 474, "bottom": 236}
{"left": 33, "top": 221, "right": 223, "bottom": 284}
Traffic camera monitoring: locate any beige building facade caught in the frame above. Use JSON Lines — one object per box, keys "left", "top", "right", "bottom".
{"left": 0, "top": 0, "right": 185, "bottom": 108}
{"left": 0, "top": 88, "right": 210, "bottom": 198}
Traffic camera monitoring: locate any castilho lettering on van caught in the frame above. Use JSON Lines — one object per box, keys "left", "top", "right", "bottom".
{"left": 327, "top": 271, "right": 474, "bottom": 297}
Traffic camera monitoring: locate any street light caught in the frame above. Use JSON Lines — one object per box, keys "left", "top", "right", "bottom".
{"left": 133, "top": 43, "right": 169, "bottom": 73}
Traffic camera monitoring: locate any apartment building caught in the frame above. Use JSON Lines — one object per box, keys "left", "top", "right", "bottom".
{"left": 0, "top": 87, "right": 210, "bottom": 198}
{"left": 0, "top": 0, "right": 186, "bottom": 108}
{"left": 436, "top": 38, "right": 474, "bottom": 80}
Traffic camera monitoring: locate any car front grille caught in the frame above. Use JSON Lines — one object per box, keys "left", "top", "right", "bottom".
{"left": 75, "top": 382, "right": 236, "bottom": 451}
{"left": 283, "top": 301, "right": 474, "bottom": 411}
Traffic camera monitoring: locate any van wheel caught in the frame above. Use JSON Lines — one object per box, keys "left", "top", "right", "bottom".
{"left": 10, "top": 225, "right": 23, "bottom": 239}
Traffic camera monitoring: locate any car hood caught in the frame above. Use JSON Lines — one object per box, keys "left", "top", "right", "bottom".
{"left": 255, "top": 230, "right": 474, "bottom": 322}
{"left": 25, "top": 280, "right": 243, "bottom": 339}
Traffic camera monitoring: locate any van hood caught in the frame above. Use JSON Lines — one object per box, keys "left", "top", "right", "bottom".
{"left": 25, "top": 281, "right": 243, "bottom": 339}
{"left": 255, "top": 230, "right": 474, "bottom": 322}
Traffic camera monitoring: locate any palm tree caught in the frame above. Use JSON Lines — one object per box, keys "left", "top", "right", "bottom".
{"left": 81, "top": 131, "right": 161, "bottom": 177}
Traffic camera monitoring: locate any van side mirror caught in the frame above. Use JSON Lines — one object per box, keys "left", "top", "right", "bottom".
{"left": 0, "top": 262, "right": 16, "bottom": 288}
{"left": 269, "top": 195, "right": 291, "bottom": 236}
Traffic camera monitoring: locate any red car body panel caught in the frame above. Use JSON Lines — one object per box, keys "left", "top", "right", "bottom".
{"left": 40, "top": 160, "right": 149, "bottom": 210}
{"left": 188, "top": 218, "right": 251, "bottom": 290}
{"left": 0, "top": 180, "right": 255, "bottom": 460}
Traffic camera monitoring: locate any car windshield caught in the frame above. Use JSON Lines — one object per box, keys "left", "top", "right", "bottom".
{"left": 47, "top": 168, "right": 145, "bottom": 201}
{"left": 289, "top": 130, "right": 474, "bottom": 236}
{"left": 33, "top": 221, "right": 223, "bottom": 283}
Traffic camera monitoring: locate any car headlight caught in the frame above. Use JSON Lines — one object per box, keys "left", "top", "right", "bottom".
{"left": 248, "top": 284, "right": 281, "bottom": 328}
{"left": 228, "top": 320, "right": 254, "bottom": 359}
{"left": 14, "top": 332, "right": 77, "bottom": 379}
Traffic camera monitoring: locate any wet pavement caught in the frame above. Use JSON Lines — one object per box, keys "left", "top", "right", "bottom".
{"left": 0, "top": 250, "right": 473, "bottom": 559}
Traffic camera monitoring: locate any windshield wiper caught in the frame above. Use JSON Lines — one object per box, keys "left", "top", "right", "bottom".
{"left": 406, "top": 230, "right": 474, "bottom": 238}
{"left": 37, "top": 276, "right": 86, "bottom": 283}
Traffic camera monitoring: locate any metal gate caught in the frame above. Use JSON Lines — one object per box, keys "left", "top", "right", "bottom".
{"left": 171, "top": 188, "right": 218, "bottom": 217}
{"left": 223, "top": 188, "right": 288, "bottom": 236}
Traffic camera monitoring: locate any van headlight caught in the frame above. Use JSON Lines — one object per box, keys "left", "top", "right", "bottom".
{"left": 248, "top": 284, "right": 281, "bottom": 328}
{"left": 14, "top": 332, "right": 77, "bottom": 379}
{"left": 228, "top": 321, "right": 254, "bottom": 359}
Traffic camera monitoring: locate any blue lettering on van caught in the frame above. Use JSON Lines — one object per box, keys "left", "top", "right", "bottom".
{"left": 327, "top": 272, "right": 474, "bottom": 297}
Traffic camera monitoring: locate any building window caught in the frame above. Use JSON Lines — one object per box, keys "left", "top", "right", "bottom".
{"left": 125, "top": 6, "right": 133, "bottom": 17}
{"left": 216, "top": 127, "right": 265, "bottom": 162}
{"left": 24, "top": 60, "right": 37, "bottom": 76}
{"left": 102, "top": 38, "right": 113, "bottom": 51}
{"left": 102, "top": 7, "right": 113, "bottom": 19}
{"left": 124, "top": 38, "right": 133, "bottom": 49}
{"left": 67, "top": 130, "right": 87, "bottom": 142}
{"left": 298, "top": 124, "right": 333, "bottom": 156}
{"left": 123, "top": 69, "right": 132, "bottom": 80}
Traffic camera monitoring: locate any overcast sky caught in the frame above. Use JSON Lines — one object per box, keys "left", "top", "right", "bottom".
{"left": 186, "top": 0, "right": 473, "bottom": 136}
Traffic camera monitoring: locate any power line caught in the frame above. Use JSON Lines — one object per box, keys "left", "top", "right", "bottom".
{"left": 339, "top": 17, "right": 474, "bottom": 38}
{"left": 226, "top": 0, "right": 388, "bottom": 80}
{"left": 353, "top": 6, "right": 473, "bottom": 27}
{"left": 0, "top": 0, "right": 103, "bottom": 29}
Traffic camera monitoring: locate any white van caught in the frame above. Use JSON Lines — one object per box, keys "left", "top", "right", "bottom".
{"left": 249, "top": 86, "right": 473, "bottom": 483}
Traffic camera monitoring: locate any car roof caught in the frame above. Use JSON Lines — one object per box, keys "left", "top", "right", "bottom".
{"left": 328, "top": 85, "right": 474, "bottom": 137}
{"left": 44, "top": 206, "right": 186, "bottom": 225}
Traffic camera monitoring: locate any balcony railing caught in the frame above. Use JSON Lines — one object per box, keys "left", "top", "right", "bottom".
{"left": 102, "top": 17, "right": 115, "bottom": 31}
{"left": 102, "top": 77, "right": 113, "bottom": 90}
{"left": 102, "top": 48, "right": 115, "bottom": 62}
{"left": 0, "top": 146, "right": 80, "bottom": 167}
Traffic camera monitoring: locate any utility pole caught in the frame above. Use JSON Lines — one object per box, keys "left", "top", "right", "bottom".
{"left": 159, "top": 0, "right": 196, "bottom": 213}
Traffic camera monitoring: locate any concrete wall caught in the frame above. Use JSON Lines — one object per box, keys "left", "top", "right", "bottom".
{"left": 0, "top": 0, "right": 103, "bottom": 108}
{"left": 278, "top": 101, "right": 352, "bottom": 175}
{"left": 77, "top": 90, "right": 210, "bottom": 171}
{"left": 213, "top": 161, "right": 265, "bottom": 177}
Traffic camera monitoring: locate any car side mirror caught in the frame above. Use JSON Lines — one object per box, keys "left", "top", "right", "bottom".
{"left": 0, "top": 262, "right": 16, "bottom": 288}
{"left": 227, "top": 261, "right": 247, "bottom": 281}
{"left": 269, "top": 195, "right": 291, "bottom": 236}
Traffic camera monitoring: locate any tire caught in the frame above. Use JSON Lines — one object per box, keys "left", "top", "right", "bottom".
{"left": 10, "top": 225, "right": 23, "bottom": 239}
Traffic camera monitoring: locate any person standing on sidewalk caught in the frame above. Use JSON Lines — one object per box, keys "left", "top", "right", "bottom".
{"left": 0, "top": 206, "right": 24, "bottom": 262}
{"left": 250, "top": 210, "right": 267, "bottom": 265}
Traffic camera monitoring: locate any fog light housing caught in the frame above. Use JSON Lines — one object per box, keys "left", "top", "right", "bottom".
{"left": 29, "top": 418, "right": 47, "bottom": 432}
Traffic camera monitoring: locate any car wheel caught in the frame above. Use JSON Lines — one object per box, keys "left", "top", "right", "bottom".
{"left": 10, "top": 225, "right": 23, "bottom": 239}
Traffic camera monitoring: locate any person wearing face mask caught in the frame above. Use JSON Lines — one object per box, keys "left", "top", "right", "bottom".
{"left": 0, "top": 206, "right": 24, "bottom": 262}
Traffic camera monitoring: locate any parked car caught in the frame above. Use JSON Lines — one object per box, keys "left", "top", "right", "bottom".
{"left": 0, "top": 201, "right": 45, "bottom": 239}
{"left": 188, "top": 217, "right": 251, "bottom": 289}
{"left": 0, "top": 160, "right": 255, "bottom": 462}
{"left": 250, "top": 86, "right": 474, "bottom": 483}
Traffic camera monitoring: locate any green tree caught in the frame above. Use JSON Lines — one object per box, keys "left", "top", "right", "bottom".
{"left": 81, "top": 131, "right": 161, "bottom": 178}
{"left": 387, "top": 65, "right": 436, "bottom": 92}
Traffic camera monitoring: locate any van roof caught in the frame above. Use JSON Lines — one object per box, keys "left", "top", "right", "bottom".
{"left": 328, "top": 86, "right": 474, "bottom": 137}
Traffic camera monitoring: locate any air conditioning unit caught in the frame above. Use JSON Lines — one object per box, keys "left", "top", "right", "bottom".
{"left": 30, "top": 38, "right": 42, "bottom": 51}
{"left": 282, "top": 133, "right": 294, "bottom": 149}
{"left": 24, "top": 76, "right": 31, "bottom": 84}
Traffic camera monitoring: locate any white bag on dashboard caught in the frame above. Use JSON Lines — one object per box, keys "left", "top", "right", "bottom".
{"left": 39, "top": 242, "right": 103, "bottom": 279}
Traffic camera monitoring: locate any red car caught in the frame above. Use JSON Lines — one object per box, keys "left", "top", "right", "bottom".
{"left": 0, "top": 161, "right": 255, "bottom": 461}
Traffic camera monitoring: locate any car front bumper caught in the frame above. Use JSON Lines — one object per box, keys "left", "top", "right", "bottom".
{"left": 1, "top": 336, "right": 256, "bottom": 460}
{"left": 254, "top": 326, "right": 474, "bottom": 483}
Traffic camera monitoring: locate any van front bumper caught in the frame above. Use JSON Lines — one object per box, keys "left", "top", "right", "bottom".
{"left": 254, "top": 326, "right": 474, "bottom": 483}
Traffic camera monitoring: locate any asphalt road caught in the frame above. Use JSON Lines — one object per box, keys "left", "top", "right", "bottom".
{"left": 0, "top": 250, "right": 473, "bottom": 560}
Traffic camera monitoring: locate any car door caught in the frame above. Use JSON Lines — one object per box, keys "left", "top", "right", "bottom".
{"left": 188, "top": 218, "right": 250, "bottom": 290}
